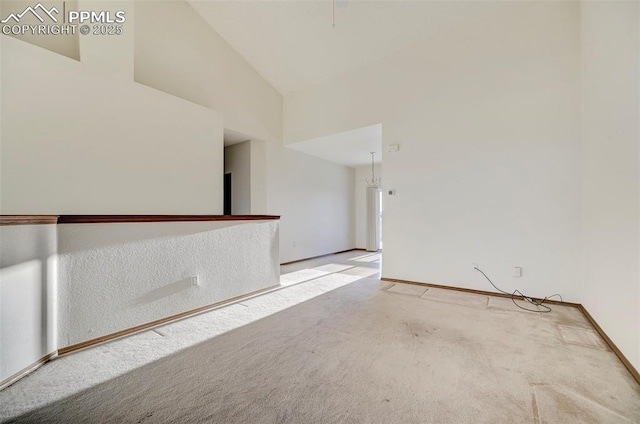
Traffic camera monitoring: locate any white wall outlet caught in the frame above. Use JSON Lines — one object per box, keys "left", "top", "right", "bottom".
{"left": 473, "top": 263, "right": 479, "bottom": 271}
{"left": 191, "top": 276, "right": 199, "bottom": 286}
{"left": 388, "top": 144, "right": 400, "bottom": 152}
{"left": 514, "top": 266, "right": 523, "bottom": 278}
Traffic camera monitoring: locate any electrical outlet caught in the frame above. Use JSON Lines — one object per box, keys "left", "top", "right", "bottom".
{"left": 473, "top": 263, "right": 479, "bottom": 271}
{"left": 191, "top": 276, "right": 199, "bottom": 286}
{"left": 514, "top": 266, "right": 523, "bottom": 278}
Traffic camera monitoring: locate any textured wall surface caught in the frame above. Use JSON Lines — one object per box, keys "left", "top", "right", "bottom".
{"left": 0, "top": 225, "right": 57, "bottom": 383}
{"left": 57, "top": 221, "right": 279, "bottom": 346}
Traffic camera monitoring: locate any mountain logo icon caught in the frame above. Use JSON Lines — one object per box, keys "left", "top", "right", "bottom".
{"left": 1, "top": 2, "right": 59, "bottom": 24}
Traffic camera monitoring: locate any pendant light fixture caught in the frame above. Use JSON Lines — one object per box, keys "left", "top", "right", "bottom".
{"left": 366, "top": 152, "right": 380, "bottom": 186}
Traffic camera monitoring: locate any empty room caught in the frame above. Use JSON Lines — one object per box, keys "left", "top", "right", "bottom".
{"left": 1, "top": 0, "right": 639, "bottom": 422}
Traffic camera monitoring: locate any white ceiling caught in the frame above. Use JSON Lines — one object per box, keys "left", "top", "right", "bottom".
{"left": 189, "top": 0, "right": 505, "bottom": 95}
{"left": 223, "top": 128, "right": 251, "bottom": 146}
{"left": 286, "top": 124, "right": 382, "bottom": 168}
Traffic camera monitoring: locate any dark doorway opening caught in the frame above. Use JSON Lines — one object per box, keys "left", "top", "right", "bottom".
{"left": 224, "top": 173, "right": 232, "bottom": 215}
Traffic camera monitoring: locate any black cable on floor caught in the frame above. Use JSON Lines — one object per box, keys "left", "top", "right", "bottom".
{"left": 474, "top": 266, "right": 562, "bottom": 313}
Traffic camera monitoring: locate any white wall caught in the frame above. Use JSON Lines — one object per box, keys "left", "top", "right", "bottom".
{"left": 0, "top": 225, "right": 57, "bottom": 385}
{"left": 1, "top": 36, "right": 223, "bottom": 214}
{"left": 355, "top": 164, "right": 382, "bottom": 249}
{"left": 581, "top": 1, "right": 640, "bottom": 370}
{"left": 57, "top": 220, "right": 279, "bottom": 347}
{"left": 0, "top": 0, "right": 80, "bottom": 61}
{"left": 77, "top": 0, "right": 134, "bottom": 79}
{"left": 224, "top": 142, "right": 252, "bottom": 215}
{"left": 134, "top": 1, "right": 282, "bottom": 144}
{"left": 250, "top": 140, "right": 268, "bottom": 214}
{"left": 285, "top": 2, "right": 582, "bottom": 300}
{"left": 1, "top": 219, "right": 280, "bottom": 370}
{"left": 266, "top": 143, "right": 355, "bottom": 263}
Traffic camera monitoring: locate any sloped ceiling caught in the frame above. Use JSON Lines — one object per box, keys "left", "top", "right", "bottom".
{"left": 286, "top": 124, "right": 382, "bottom": 168}
{"left": 189, "top": 0, "right": 506, "bottom": 95}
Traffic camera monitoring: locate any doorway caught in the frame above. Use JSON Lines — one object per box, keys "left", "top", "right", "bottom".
{"left": 366, "top": 185, "right": 382, "bottom": 251}
{"left": 223, "top": 173, "right": 232, "bottom": 215}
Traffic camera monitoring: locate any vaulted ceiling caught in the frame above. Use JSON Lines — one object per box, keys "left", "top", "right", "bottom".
{"left": 189, "top": 0, "right": 507, "bottom": 95}
{"left": 287, "top": 124, "right": 382, "bottom": 168}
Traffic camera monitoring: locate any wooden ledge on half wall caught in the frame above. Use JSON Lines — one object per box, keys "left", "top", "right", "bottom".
{"left": 0, "top": 215, "right": 59, "bottom": 225}
{"left": 0, "top": 215, "right": 280, "bottom": 225}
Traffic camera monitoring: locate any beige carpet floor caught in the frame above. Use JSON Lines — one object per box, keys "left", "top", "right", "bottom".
{"left": 1, "top": 252, "right": 639, "bottom": 423}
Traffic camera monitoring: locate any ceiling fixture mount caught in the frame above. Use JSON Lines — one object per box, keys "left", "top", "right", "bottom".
{"left": 332, "top": 0, "right": 349, "bottom": 28}
{"left": 366, "top": 152, "right": 381, "bottom": 186}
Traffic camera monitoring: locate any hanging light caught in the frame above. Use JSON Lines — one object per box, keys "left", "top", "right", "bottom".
{"left": 332, "top": 0, "right": 349, "bottom": 28}
{"left": 366, "top": 152, "right": 380, "bottom": 186}
{"left": 333, "top": 0, "right": 336, "bottom": 28}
